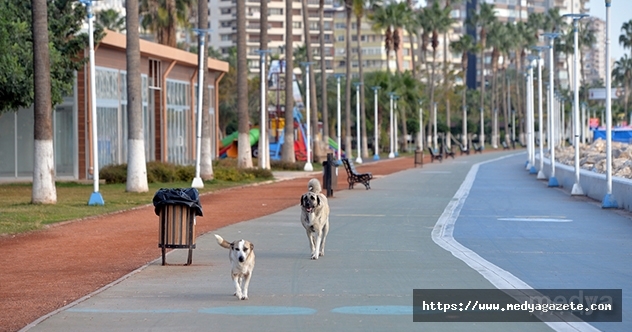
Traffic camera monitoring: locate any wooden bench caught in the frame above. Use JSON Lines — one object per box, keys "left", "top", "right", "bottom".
{"left": 427, "top": 147, "right": 443, "bottom": 162}
{"left": 443, "top": 145, "right": 455, "bottom": 159}
{"left": 341, "top": 158, "right": 373, "bottom": 190}
{"left": 472, "top": 143, "right": 483, "bottom": 154}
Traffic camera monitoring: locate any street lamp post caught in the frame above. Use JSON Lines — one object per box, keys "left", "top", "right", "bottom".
{"left": 564, "top": 13, "right": 588, "bottom": 195}
{"left": 372, "top": 86, "right": 381, "bottom": 160}
{"left": 603, "top": 0, "right": 617, "bottom": 208}
{"left": 354, "top": 82, "right": 363, "bottom": 164}
{"left": 418, "top": 100, "right": 424, "bottom": 151}
{"left": 533, "top": 47, "right": 548, "bottom": 180}
{"left": 334, "top": 74, "right": 344, "bottom": 163}
{"left": 543, "top": 32, "right": 560, "bottom": 187}
{"left": 191, "top": 28, "right": 213, "bottom": 188}
{"left": 433, "top": 102, "right": 438, "bottom": 151}
{"left": 81, "top": 0, "right": 104, "bottom": 206}
{"left": 254, "top": 49, "right": 271, "bottom": 171}
{"left": 525, "top": 60, "right": 536, "bottom": 172}
{"left": 394, "top": 95, "right": 400, "bottom": 156}
{"left": 388, "top": 93, "right": 396, "bottom": 158}
{"left": 301, "top": 62, "right": 314, "bottom": 171}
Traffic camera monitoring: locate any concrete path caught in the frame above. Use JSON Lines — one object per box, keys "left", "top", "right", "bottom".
{"left": 23, "top": 152, "right": 630, "bottom": 332}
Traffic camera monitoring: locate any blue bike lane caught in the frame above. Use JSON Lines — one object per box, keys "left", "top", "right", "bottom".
{"left": 445, "top": 153, "right": 632, "bottom": 332}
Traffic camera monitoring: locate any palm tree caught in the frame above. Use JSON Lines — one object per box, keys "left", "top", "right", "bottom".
{"left": 236, "top": 0, "right": 252, "bottom": 168}
{"left": 442, "top": 0, "right": 462, "bottom": 149}
{"left": 425, "top": 1, "right": 453, "bottom": 150}
{"left": 125, "top": 0, "right": 149, "bottom": 192}
{"left": 319, "top": 0, "right": 329, "bottom": 141}
{"left": 613, "top": 55, "right": 632, "bottom": 117}
{"left": 139, "top": 0, "right": 194, "bottom": 47}
{"left": 619, "top": 20, "right": 632, "bottom": 60}
{"left": 486, "top": 21, "right": 507, "bottom": 148}
{"left": 450, "top": 34, "right": 476, "bottom": 147}
{"left": 578, "top": 21, "right": 596, "bottom": 88}
{"left": 468, "top": 2, "right": 497, "bottom": 147}
{"left": 96, "top": 8, "right": 125, "bottom": 32}
{"left": 282, "top": 0, "right": 295, "bottom": 163}
{"left": 31, "top": 0, "right": 57, "bottom": 204}
{"left": 200, "top": 0, "right": 215, "bottom": 176}
{"left": 370, "top": 2, "right": 406, "bottom": 73}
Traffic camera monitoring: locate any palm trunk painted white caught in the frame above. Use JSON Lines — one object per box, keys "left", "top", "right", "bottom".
{"left": 238, "top": 133, "right": 253, "bottom": 168}
{"left": 200, "top": 136, "right": 214, "bottom": 179}
{"left": 32, "top": 140, "right": 57, "bottom": 204}
{"left": 126, "top": 139, "right": 148, "bottom": 192}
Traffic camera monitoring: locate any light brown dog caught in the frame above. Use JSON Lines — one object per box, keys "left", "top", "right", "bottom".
{"left": 300, "top": 178, "right": 330, "bottom": 260}
{"left": 214, "top": 234, "right": 255, "bottom": 300}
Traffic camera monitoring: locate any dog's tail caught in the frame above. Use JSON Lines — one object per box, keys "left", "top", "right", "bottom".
{"left": 308, "top": 178, "right": 322, "bottom": 194}
{"left": 214, "top": 234, "right": 231, "bottom": 249}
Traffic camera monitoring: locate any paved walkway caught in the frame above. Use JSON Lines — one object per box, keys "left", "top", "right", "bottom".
{"left": 23, "top": 152, "right": 630, "bottom": 331}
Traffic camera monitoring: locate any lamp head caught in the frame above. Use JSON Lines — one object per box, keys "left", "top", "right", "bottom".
{"left": 542, "top": 32, "right": 561, "bottom": 39}
{"left": 532, "top": 46, "right": 550, "bottom": 53}
{"left": 563, "top": 13, "right": 589, "bottom": 21}
{"left": 605, "top": 0, "right": 611, "bottom": 6}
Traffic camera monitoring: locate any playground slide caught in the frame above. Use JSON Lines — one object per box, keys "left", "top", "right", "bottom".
{"left": 219, "top": 129, "right": 260, "bottom": 158}
{"left": 294, "top": 121, "right": 307, "bottom": 161}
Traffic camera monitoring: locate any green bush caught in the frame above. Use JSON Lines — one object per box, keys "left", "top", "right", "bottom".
{"left": 270, "top": 160, "right": 305, "bottom": 171}
{"left": 147, "top": 161, "right": 177, "bottom": 183}
{"left": 175, "top": 165, "right": 196, "bottom": 181}
{"left": 100, "top": 164, "right": 127, "bottom": 184}
{"left": 98, "top": 161, "right": 272, "bottom": 184}
{"left": 243, "top": 167, "right": 274, "bottom": 179}
{"left": 214, "top": 167, "right": 253, "bottom": 181}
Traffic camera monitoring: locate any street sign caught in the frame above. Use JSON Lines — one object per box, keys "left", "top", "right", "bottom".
{"left": 588, "top": 88, "right": 620, "bottom": 100}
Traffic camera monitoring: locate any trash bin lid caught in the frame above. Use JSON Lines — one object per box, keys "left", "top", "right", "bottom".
{"left": 152, "top": 188, "right": 203, "bottom": 216}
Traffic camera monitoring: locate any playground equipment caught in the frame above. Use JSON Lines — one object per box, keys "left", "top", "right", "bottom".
{"left": 219, "top": 59, "right": 340, "bottom": 161}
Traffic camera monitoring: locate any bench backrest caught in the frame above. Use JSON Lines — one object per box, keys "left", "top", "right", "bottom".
{"left": 342, "top": 158, "right": 360, "bottom": 175}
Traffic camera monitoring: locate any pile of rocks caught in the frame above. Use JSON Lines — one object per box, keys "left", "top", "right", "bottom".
{"left": 547, "top": 139, "right": 632, "bottom": 179}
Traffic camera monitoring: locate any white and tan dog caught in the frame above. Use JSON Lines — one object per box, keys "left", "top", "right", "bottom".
{"left": 214, "top": 234, "right": 255, "bottom": 300}
{"left": 300, "top": 178, "right": 330, "bottom": 260}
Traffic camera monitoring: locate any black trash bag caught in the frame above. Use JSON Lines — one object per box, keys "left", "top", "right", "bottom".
{"left": 152, "top": 188, "right": 203, "bottom": 216}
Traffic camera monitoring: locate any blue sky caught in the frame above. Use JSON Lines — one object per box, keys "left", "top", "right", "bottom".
{"left": 589, "top": 3, "right": 629, "bottom": 61}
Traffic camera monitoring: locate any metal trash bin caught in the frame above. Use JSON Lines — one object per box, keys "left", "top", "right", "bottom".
{"left": 414, "top": 149, "right": 424, "bottom": 167}
{"left": 322, "top": 153, "right": 338, "bottom": 197}
{"left": 152, "top": 188, "right": 203, "bottom": 266}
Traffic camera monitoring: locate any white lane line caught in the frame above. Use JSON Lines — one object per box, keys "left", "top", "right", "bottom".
{"left": 431, "top": 153, "right": 600, "bottom": 332}
{"left": 498, "top": 218, "right": 572, "bottom": 222}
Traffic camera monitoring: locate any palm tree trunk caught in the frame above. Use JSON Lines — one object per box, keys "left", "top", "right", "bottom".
{"left": 479, "top": 46, "right": 485, "bottom": 146}
{"left": 430, "top": 48, "right": 437, "bottom": 150}
{"left": 32, "top": 0, "right": 57, "bottom": 204}
{"left": 126, "top": 0, "right": 149, "bottom": 192}
{"left": 236, "top": 0, "right": 252, "bottom": 168}
{"left": 443, "top": 31, "right": 450, "bottom": 149}
{"left": 282, "top": 0, "right": 295, "bottom": 162}
{"left": 319, "top": 0, "right": 329, "bottom": 141}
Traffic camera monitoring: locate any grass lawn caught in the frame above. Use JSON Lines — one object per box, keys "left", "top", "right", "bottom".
{"left": 0, "top": 179, "right": 267, "bottom": 235}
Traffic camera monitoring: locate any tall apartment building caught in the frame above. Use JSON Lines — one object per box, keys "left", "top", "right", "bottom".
{"left": 583, "top": 17, "right": 606, "bottom": 85}
{"left": 208, "top": 0, "right": 335, "bottom": 74}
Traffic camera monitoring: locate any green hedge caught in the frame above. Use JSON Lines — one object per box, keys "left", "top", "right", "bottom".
{"left": 100, "top": 162, "right": 274, "bottom": 184}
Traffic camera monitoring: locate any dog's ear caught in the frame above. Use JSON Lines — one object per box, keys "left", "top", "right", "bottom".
{"left": 249, "top": 242, "right": 254, "bottom": 251}
{"left": 316, "top": 195, "right": 321, "bottom": 206}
